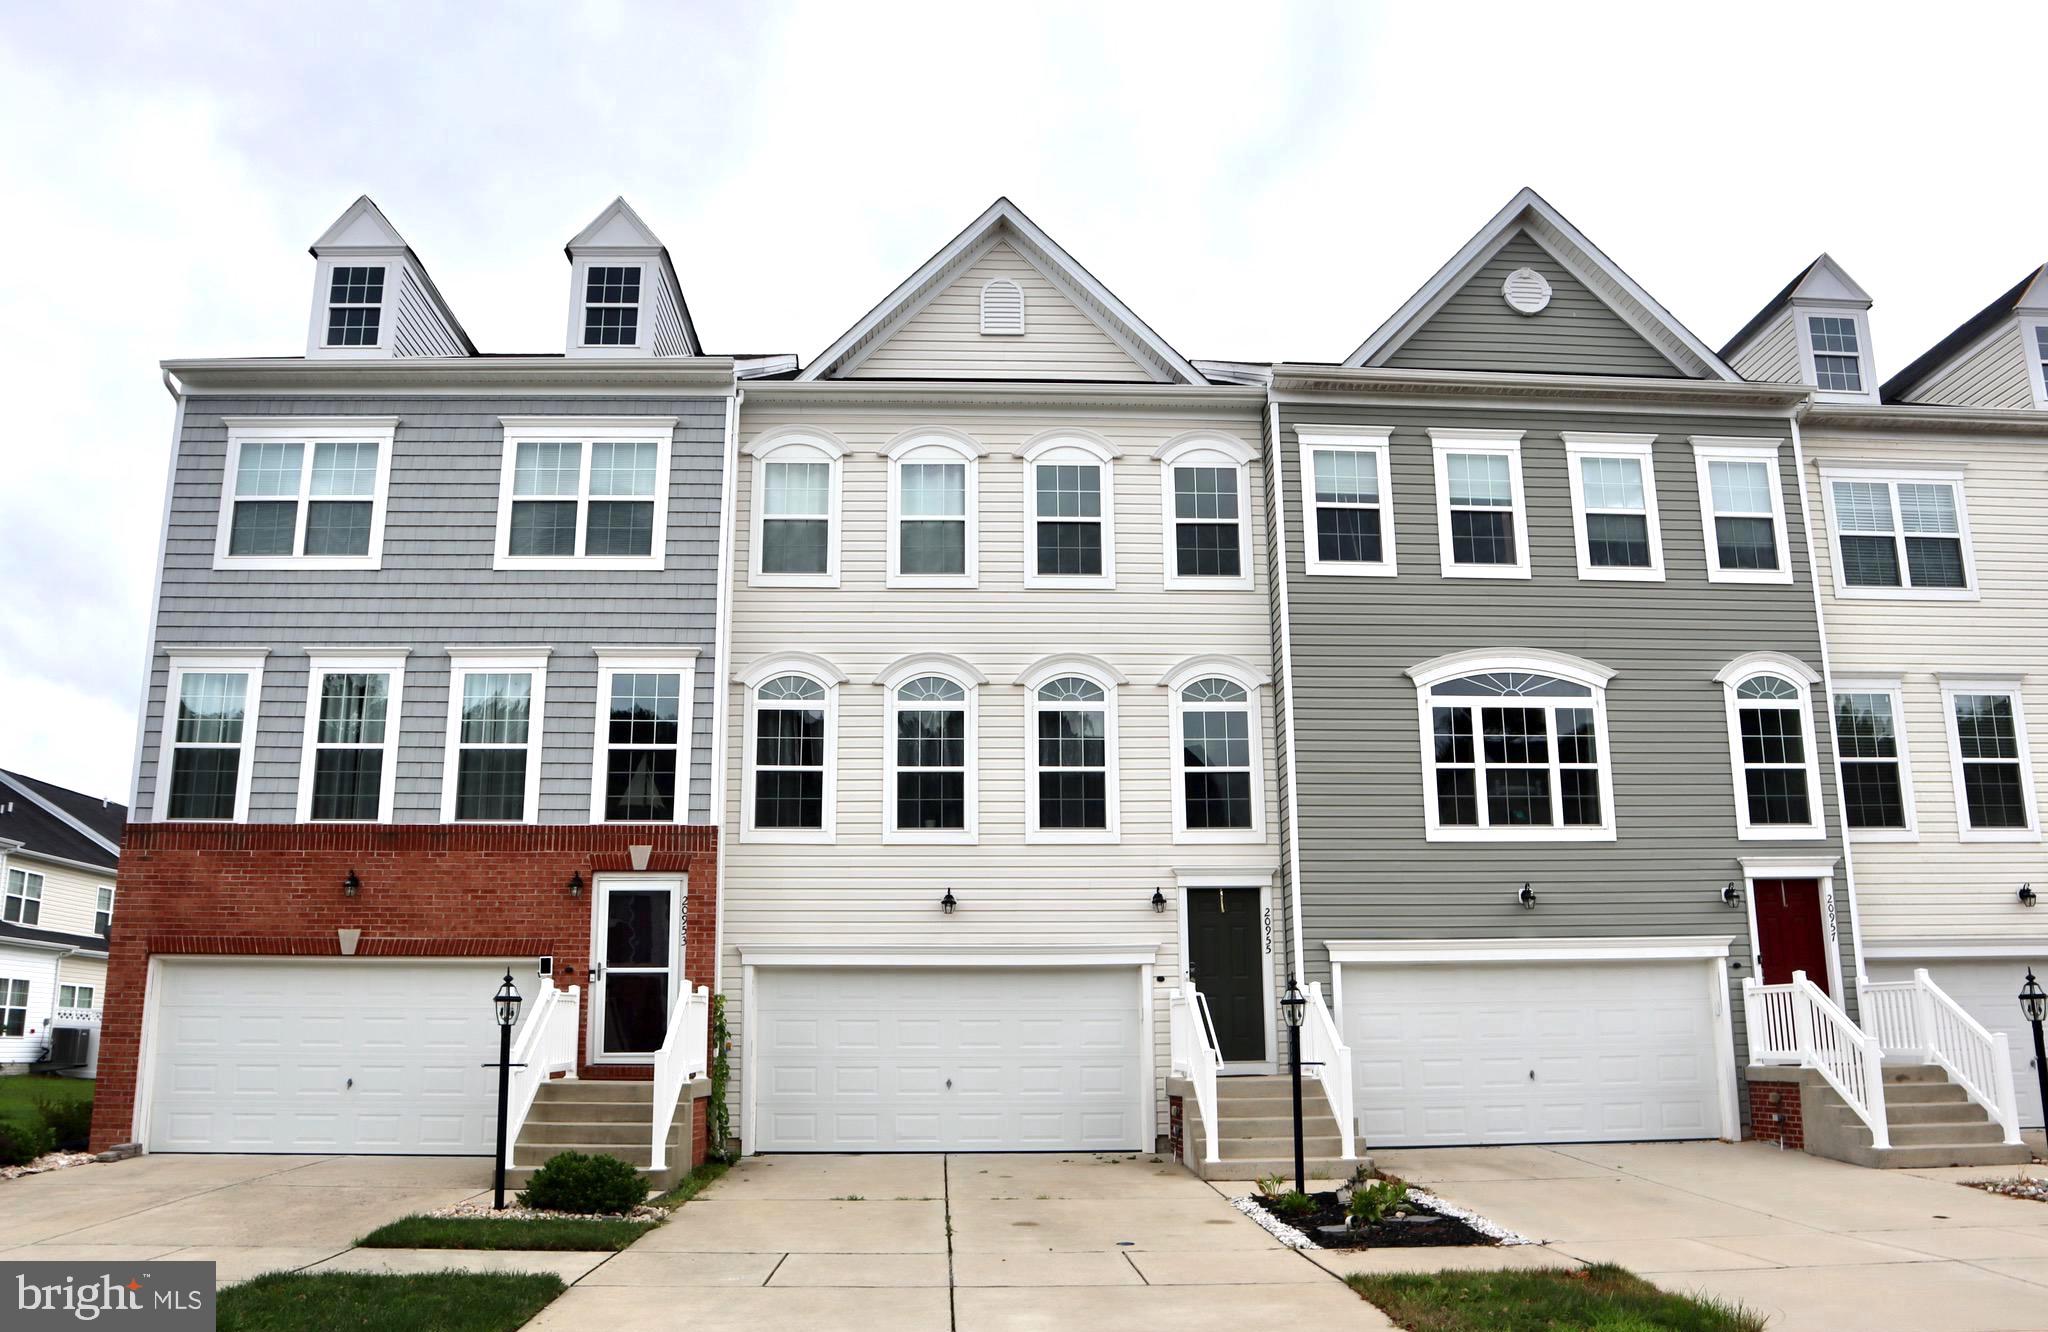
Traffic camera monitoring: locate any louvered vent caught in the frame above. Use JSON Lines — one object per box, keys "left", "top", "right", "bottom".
{"left": 1501, "top": 267, "right": 1553, "bottom": 315}
{"left": 980, "top": 278, "right": 1025, "bottom": 335}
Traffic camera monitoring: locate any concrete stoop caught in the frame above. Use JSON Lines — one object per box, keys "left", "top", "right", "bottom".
{"left": 1172, "top": 1074, "right": 1366, "bottom": 1181}
{"left": 1758, "top": 1062, "right": 2035, "bottom": 1169}
{"left": 506, "top": 1078, "right": 695, "bottom": 1193}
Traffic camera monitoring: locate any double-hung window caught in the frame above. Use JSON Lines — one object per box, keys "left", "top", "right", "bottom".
{"left": 1430, "top": 430, "right": 1529, "bottom": 577}
{"left": 1564, "top": 434, "right": 1664, "bottom": 580}
{"left": 883, "top": 658, "right": 980, "bottom": 841}
{"left": 1942, "top": 681, "right": 2038, "bottom": 839}
{"left": 744, "top": 662, "right": 839, "bottom": 840}
{"left": 1820, "top": 467, "right": 1974, "bottom": 596}
{"left": 1160, "top": 437, "right": 1254, "bottom": 589}
{"left": 156, "top": 652, "right": 266, "bottom": 822}
{"left": 1170, "top": 670, "right": 1263, "bottom": 840}
{"left": 1023, "top": 436, "right": 1116, "bottom": 587}
{"left": 1411, "top": 655, "right": 1614, "bottom": 841}
{"left": 592, "top": 651, "right": 696, "bottom": 823}
{"left": 495, "top": 418, "right": 674, "bottom": 570}
{"left": 323, "top": 264, "right": 385, "bottom": 348}
{"left": 441, "top": 651, "right": 548, "bottom": 823}
{"left": 1807, "top": 316, "right": 1865, "bottom": 394}
{"left": 888, "top": 435, "right": 980, "bottom": 586}
{"left": 1693, "top": 439, "right": 1791, "bottom": 583}
{"left": 1718, "top": 655, "right": 1824, "bottom": 838}
{"left": 3, "top": 868, "right": 41, "bottom": 925}
{"left": 1299, "top": 431, "right": 1395, "bottom": 575}
{"left": 94, "top": 886, "right": 113, "bottom": 936}
{"left": 298, "top": 653, "right": 406, "bottom": 822}
{"left": 1025, "top": 661, "right": 1120, "bottom": 840}
{"left": 581, "top": 265, "right": 641, "bottom": 346}
{"left": 748, "top": 432, "right": 842, "bottom": 585}
{"left": 214, "top": 419, "right": 395, "bottom": 569}
{"left": 0, "top": 979, "right": 25, "bottom": 1038}
{"left": 1835, "top": 682, "right": 1914, "bottom": 836}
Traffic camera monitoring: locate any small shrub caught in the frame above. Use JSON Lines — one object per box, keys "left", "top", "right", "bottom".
{"left": 0, "top": 1118, "right": 55, "bottom": 1167}
{"left": 34, "top": 1095, "right": 93, "bottom": 1150}
{"left": 1255, "top": 1174, "right": 1285, "bottom": 1199}
{"left": 1268, "top": 1189, "right": 1317, "bottom": 1219}
{"left": 516, "top": 1151, "right": 648, "bottom": 1215}
{"left": 1348, "top": 1178, "right": 1409, "bottom": 1227}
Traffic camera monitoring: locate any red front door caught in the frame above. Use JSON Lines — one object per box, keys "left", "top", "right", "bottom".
{"left": 1754, "top": 878, "right": 1831, "bottom": 996}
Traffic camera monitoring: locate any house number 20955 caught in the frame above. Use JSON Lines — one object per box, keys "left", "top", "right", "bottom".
{"left": 1262, "top": 908, "right": 1272, "bottom": 955}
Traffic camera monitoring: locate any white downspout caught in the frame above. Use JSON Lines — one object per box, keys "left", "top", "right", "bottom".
{"left": 1265, "top": 392, "right": 1308, "bottom": 986}
{"left": 709, "top": 382, "right": 742, "bottom": 997}
{"left": 127, "top": 372, "right": 187, "bottom": 815}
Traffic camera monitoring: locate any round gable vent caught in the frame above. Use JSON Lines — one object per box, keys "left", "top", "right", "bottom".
{"left": 1502, "top": 267, "right": 1553, "bottom": 315}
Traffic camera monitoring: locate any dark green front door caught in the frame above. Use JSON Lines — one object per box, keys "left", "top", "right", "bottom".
{"left": 1186, "top": 887, "right": 1266, "bottom": 1063}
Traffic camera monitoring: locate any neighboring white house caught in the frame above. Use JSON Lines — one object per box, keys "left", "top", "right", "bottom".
{"left": 0, "top": 769, "right": 122, "bottom": 1076}
{"left": 720, "top": 200, "right": 1282, "bottom": 1153}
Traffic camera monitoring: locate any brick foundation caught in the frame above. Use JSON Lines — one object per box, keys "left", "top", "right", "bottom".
{"left": 1746, "top": 1076, "right": 1805, "bottom": 1150}
{"left": 691, "top": 1092, "right": 711, "bottom": 1168}
{"left": 92, "top": 821, "right": 717, "bottom": 1152}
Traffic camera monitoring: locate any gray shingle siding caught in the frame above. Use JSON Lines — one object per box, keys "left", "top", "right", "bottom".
{"left": 1272, "top": 401, "right": 1853, "bottom": 1062}
{"left": 138, "top": 393, "right": 727, "bottom": 824}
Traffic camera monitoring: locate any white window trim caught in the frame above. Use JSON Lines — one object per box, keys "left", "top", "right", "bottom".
{"left": 739, "top": 653, "right": 846, "bottom": 845}
{"left": 439, "top": 649, "right": 550, "bottom": 825}
{"left": 306, "top": 257, "right": 394, "bottom": 358}
{"left": 1406, "top": 648, "right": 1618, "bottom": 843}
{"left": 295, "top": 648, "right": 409, "bottom": 824}
{"left": 1429, "top": 429, "right": 1530, "bottom": 579}
{"left": 493, "top": 417, "right": 676, "bottom": 572}
{"left": 1156, "top": 434, "right": 1255, "bottom": 592}
{"left": 212, "top": 418, "right": 398, "bottom": 571}
{"left": 1833, "top": 675, "right": 1918, "bottom": 843}
{"left": 1298, "top": 429, "right": 1397, "bottom": 577}
{"left": 566, "top": 256, "right": 652, "bottom": 358}
{"left": 1563, "top": 433, "right": 1665, "bottom": 582}
{"left": 1021, "top": 432, "right": 1119, "bottom": 590}
{"left": 1017, "top": 654, "right": 1126, "bottom": 845}
{"left": 94, "top": 885, "right": 113, "bottom": 936}
{"left": 1817, "top": 461, "right": 1979, "bottom": 601}
{"left": 154, "top": 649, "right": 268, "bottom": 823}
{"left": 1795, "top": 308, "right": 1879, "bottom": 405}
{"left": 877, "top": 653, "right": 985, "bottom": 845}
{"left": 886, "top": 432, "right": 983, "bottom": 589}
{"left": 1692, "top": 438, "right": 1793, "bottom": 586}
{"left": 1938, "top": 675, "right": 2041, "bottom": 843}
{"left": 1161, "top": 656, "right": 1270, "bottom": 844}
{"left": 746, "top": 430, "right": 845, "bottom": 589}
{"left": 1716, "top": 652, "right": 1826, "bottom": 841}
{"left": 590, "top": 647, "right": 699, "bottom": 824}
{"left": 3, "top": 867, "right": 43, "bottom": 926}
{"left": 2022, "top": 317, "right": 2048, "bottom": 411}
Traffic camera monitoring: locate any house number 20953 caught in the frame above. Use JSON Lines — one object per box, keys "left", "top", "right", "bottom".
{"left": 1262, "top": 908, "right": 1272, "bottom": 955}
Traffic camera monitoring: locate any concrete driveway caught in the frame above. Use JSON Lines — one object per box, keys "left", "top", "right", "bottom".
{"left": 0, "top": 1154, "right": 493, "bottom": 1286}
{"left": 1379, "top": 1141, "right": 2048, "bottom": 1332}
{"left": 528, "top": 1152, "right": 1395, "bottom": 1331}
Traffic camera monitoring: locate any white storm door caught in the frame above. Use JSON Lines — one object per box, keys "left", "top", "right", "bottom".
{"left": 591, "top": 876, "right": 682, "bottom": 1062}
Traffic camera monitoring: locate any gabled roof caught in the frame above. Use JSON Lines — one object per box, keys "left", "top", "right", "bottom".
{"left": 1881, "top": 265, "right": 2047, "bottom": 404}
{"left": 1346, "top": 187, "right": 1737, "bottom": 381}
{"left": 0, "top": 769, "right": 124, "bottom": 870}
{"left": 798, "top": 198, "right": 1204, "bottom": 384}
{"left": 564, "top": 196, "right": 702, "bottom": 356}
{"left": 1719, "top": 253, "right": 1874, "bottom": 360}
{"left": 308, "top": 195, "right": 478, "bottom": 355}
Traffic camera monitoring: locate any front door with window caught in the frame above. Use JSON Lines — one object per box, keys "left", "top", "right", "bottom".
{"left": 1186, "top": 887, "right": 1267, "bottom": 1066}
{"left": 1753, "top": 878, "right": 1831, "bottom": 996}
{"left": 592, "top": 877, "right": 682, "bottom": 1061}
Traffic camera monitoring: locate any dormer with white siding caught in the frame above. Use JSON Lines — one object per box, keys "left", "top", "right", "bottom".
{"left": 1880, "top": 265, "right": 2048, "bottom": 409}
{"left": 1719, "top": 254, "right": 1878, "bottom": 404}
{"left": 304, "top": 196, "right": 473, "bottom": 360}
{"left": 563, "top": 198, "right": 700, "bottom": 359}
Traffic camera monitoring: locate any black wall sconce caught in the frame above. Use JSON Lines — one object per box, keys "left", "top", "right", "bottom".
{"left": 940, "top": 888, "right": 957, "bottom": 915}
{"left": 2021, "top": 883, "right": 2037, "bottom": 908}
{"left": 1721, "top": 882, "right": 1741, "bottom": 907}
{"left": 568, "top": 871, "right": 584, "bottom": 899}
{"left": 1516, "top": 882, "right": 1537, "bottom": 910}
{"left": 343, "top": 869, "right": 360, "bottom": 898}
{"left": 1152, "top": 888, "right": 1168, "bottom": 914}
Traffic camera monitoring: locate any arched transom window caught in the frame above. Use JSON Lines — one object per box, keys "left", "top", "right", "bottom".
{"left": 1723, "top": 671, "right": 1821, "bottom": 836}
{"left": 752, "top": 674, "right": 828, "bottom": 832}
{"left": 891, "top": 675, "right": 971, "bottom": 835}
{"left": 1033, "top": 676, "right": 1112, "bottom": 835}
{"left": 1176, "top": 677, "right": 1257, "bottom": 835}
{"left": 1417, "top": 665, "right": 1613, "bottom": 839}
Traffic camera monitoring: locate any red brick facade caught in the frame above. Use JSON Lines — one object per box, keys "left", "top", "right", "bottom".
{"left": 91, "top": 821, "right": 717, "bottom": 1152}
{"left": 1746, "top": 1077, "right": 1805, "bottom": 1151}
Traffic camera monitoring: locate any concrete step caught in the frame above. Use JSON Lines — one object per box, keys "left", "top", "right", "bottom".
{"left": 525, "top": 1099, "right": 651, "bottom": 1125}
{"left": 1209, "top": 1096, "right": 1307, "bottom": 1116}
{"left": 503, "top": 1160, "right": 683, "bottom": 1192}
{"left": 520, "top": 1119, "right": 678, "bottom": 1147}
{"left": 1870, "top": 1082, "right": 1974, "bottom": 1107}
{"left": 1213, "top": 1114, "right": 1342, "bottom": 1137}
{"left": 1883, "top": 1121, "right": 2012, "bottom": 1148}
{"left": 1190, "top": 1155, "right": 1358, "bottom": 1181}
{"left": 1881, "top": 1064, "right": 1950, "bottom": 1085}
{"left": 1839, "top": 1141, "right": 2034, "bottom": 1170}
{"left": 1218, "top": 1134, "right": 1344, "bottom": 1160}
{"left": 532, "top": 1079, "right": 652, "bottom": 1102}
{"left": 1215, "top": 1077, "right": 1299, "bottom": 1098}
{"left": 514, "top": 1141, "right": 655, "bottom": 1168}
{"left": 1879, "top": 1100, "right": 1993, "bottom": 1127}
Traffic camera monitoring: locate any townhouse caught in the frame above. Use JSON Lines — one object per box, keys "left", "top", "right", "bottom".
{"left": 719, "top": 201, "right": 1283, "bottom": 1154}
{"left": 1725, "top": 258, "right": 2048, "bottom": 1127}
{"left": 0, "top": 770, "right": 122, "bottom": 1075}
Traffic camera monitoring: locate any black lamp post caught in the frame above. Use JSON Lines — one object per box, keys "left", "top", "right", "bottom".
{"left": 1281, "top": 979, "right": 1307, "bottom": 1195}
{"left": 2021, "top": 968, "right": 2048, "bottom": 1137}
{"left": 492, "top": 970, "right": 522, "bottom": 1210}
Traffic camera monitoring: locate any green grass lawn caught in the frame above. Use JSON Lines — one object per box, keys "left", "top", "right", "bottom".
{"left": 357, "top": 1214, "right": 654, "bottom": 1251}
{"left": 1348, "top": 1264, "right": 1766, "bottom": 1332}
{"left": 649, "top": 1159, "right": 729, "bottom": 1207}
{"left": 0, "top": 1075, "right": 92, "bottom": 1132}
{"left": 219, "top": 1272, "right": 564, "bottom": 1332}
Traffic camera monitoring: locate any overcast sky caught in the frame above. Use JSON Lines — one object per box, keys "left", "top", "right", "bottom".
{"left": 3, "top": 1, "right": 2044, "bottom": 804}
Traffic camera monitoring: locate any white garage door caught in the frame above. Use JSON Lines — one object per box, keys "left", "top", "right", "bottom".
{"left": 752, "top": 966, "right": 1144, "bottom": 1152}
{"left": 1343, "top": 959, "right": 1725, "bottom": 1147}
{"left": 148, "top": 959, "right": 515, "bottom": 1154}
{"left": 1870, "top": 957, "right": 2047, "bottom": 1129}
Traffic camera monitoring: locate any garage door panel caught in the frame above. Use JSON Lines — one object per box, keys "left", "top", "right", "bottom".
{"left": 1870, "top": 958, "right": 2047, "bottom": 1128}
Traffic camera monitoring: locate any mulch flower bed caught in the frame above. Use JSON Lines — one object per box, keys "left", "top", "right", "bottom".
{"left": 1967, "top": 1176, "right": 2048, "bottom": 1203}
{"left": 1244, "top": 1189, "right": 1499, "bottom": 1249}
{"left": 425, "top": 1199, "right": 671, "bottom": 1223}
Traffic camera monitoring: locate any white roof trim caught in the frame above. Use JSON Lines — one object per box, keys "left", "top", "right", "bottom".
{"left": 1790, "top": 254, "right": 1874, "bottom": 307}
{"left": 566, "top": 196, "right": 664, "bottom": 252}
{"left": 311, "top": 195, "right": 407, "bottom": 253}
{"left": 1345, "top": 187, "right": 1736, "bottom": 381}
{"left": 0, "top": 772, "right": 121, "bottom": 859}
{"left": 798, "top": 198, "right": 1203, "bottom": 384}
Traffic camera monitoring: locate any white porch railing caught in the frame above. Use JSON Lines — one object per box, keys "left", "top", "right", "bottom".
{"left": 503, "top": 978, "right": 580, "bottom": 1168}
{"left": 651, "top": 986, "right": 712, "bottom": 1173}
{"left": 1168, "top": 985, "right": 1223, "bottom": 1164}
{"left": 1863, "top": 970, "right": 2022, "bottom": 1146}
{"left": 1302, "top": 982, "right": 1357, "bottom": 1161}
{"left": 1743, "top": 972, "right": 1890, "bottom": 1150}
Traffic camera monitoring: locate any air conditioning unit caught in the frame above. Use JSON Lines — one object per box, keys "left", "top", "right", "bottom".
{"left": 45, "top": 1026, "right": 92, "bottom": 1072}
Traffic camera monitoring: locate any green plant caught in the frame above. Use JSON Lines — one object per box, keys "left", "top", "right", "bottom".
{"left": 1255, "top": 1173, "right": 1285, "bottom": 1198}
{"left": 1348, "top": 1177, "right": 1409, "bottom": 1227}
{"left": 0, "top": 1117, "right": 55, "bottom": 1166}
{"left": 707, "top": 993, "right": 734, "bottom": 1162}
{"left": 649, "top": 1160, "right": 728, "bottom": 1208}
{"left": 33, "top": 1093, "right": 93, "bottom": 1149}
{"left": 357, "top": 1215, "right": 653, "bottom": 1251}
{"left": 1268, "top": 1189, "right": 1317, "bottom": 1219}
{"left": 515, "top": 1151, "right": 648, "bottom": 1215}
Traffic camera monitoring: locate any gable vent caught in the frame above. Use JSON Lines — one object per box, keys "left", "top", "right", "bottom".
{"left": 980, "top": 278, "right": 1025, "bottom": 335}
{"left": 1501, "top": 267, "right": 1553, "bottom": 315}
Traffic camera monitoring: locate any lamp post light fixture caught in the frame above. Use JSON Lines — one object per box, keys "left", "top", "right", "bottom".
{"left": 1151, "top": 888, "right": 1168, "bottom": 914}
{"left": 2022, "top": 969, "right": 2048, "bottom": 1136}
{"left": 1280, "top": 979, "right": 1307, "bottom": 1195}
{"left": 940, "top": 888, "right": 957, "bottom": 915}
{"left": 343, "top": 869, "right": 360, "bottom": 898}
{"left": 491, "top": 970, "right": 522, "bottom": 1210}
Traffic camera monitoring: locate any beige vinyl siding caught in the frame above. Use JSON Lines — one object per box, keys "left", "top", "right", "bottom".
{"left": 1805, "top": 427, "right": 2048, "bottom": 942}
{"left": 725, "top": 399, "right": 1278, "bottom": 1143}
{"left": 6, "top": 857, "right": 113, "bottom": 939}
{"left": 56, "top": 954, "right": 107, "bottom": 1003}
{"left": 1903, "top": 323, "right": 2034, "bottom": 409}
{"left": 1730, "top": 310, "right": 1801, "bottom": 384}
{"left": 846, "top": 242, "right": 1154, "bottom": 381}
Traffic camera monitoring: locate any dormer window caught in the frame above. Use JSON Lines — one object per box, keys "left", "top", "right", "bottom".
{"left": 583, "top": 266, "right": 642, "bottom": 346}
{"left": 1808, "top": 316, "right": 1864, "bottom": 393}
{"left": 325, "top": 266, "right": 385, "bottom": 347}
{"left": 980, "top": 278, "right": 1024, "bottom": 335}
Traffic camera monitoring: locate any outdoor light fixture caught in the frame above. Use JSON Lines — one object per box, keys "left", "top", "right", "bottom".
{"left": 343, "top": 869, "right": 360, "bottom": 898}
{"left": 1281, "top": 979, "right": 1308, "bottom": 1194}
{"left": 940, "top": 888, "right": 957, "bottom": 915}
{"left": 490, "top": 970, "right": 523, "bottom": 1210}
{"left": 1721, "top": 882, "right": 1741, "bottom": 907}
{"left": 494, "top": 971, "right": 522, "bottom": 1028}
{"left": 568, "top": 871, "right": 584, "bottom": 899}
{"left": 1517, "top": 882, "right": 1537, "bottom": 910}
{"left": 1152, "top": 888, "right": 1167, "bottom": 914}
{"left": 2020, "top": 883, "right": 2037, "bottom": 908}
{"left": 2021, "top": 968, "right": 2048, "bottom": 1134}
